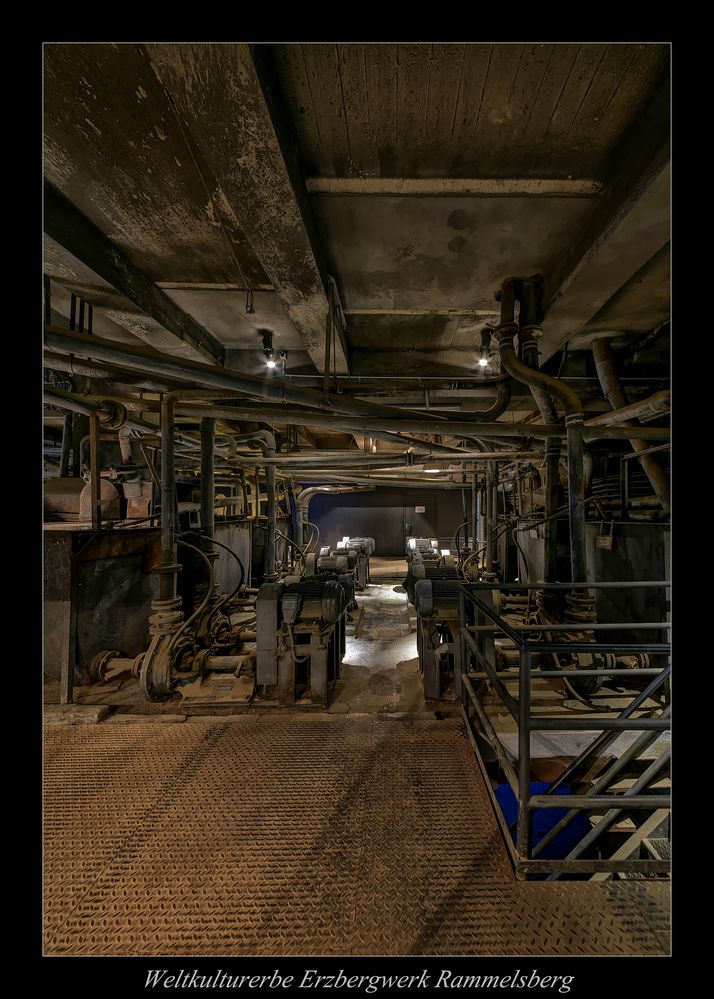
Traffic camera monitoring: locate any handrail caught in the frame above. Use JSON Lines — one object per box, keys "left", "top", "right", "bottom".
{"left": 458, "top": 580, "right": 671, "bottom": 881}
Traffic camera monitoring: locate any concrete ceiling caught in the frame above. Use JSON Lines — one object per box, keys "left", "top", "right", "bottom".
{"left": 43, "top": 41, "right": 670, "bottom": 429}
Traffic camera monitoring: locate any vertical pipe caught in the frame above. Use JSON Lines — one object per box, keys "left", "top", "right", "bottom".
{"left": 543, "top": 440, "right": 561, "bottom": 581}
{"left": 471, "top": 468, "right": 478, "bottom": 552}
{"left": 200, "top": 417, "right": 216, "bottom": 544}
{"left": 265, "top": 462, "right": 277, "bottom": 578}
{"left": 323, "top": 308, "right": 332, "bottom": 399}
{"left": 485, "top": 465, "right": 494, "bottom": 570}
{"left": 160, "top": 395, "right": 177, "bottom": 599}
{"left": 59, "top": 413, "right": 72, "bottom": 478}
{"left": 71, "top": 414, "right": 89, "bottom": 477}
{"left": 89, "top": 414, "right": 101, "bottom": 531}
{"left": 566, "top": 415, "right": 587, "bottom": 583}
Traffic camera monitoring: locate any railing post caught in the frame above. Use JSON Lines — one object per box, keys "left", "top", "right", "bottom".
{"left": 517, "top": 646, "right": 532, "bottom": 877}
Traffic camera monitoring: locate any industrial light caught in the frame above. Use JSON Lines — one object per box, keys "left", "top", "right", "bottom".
{"left": 257, "top": 330, "right": 287, "bottom": 372}
{"left": 424, "top": 469, "right": 440, "bottom": 473}
{"left": 478, "top": 357, "right": 489, "bottom": 367}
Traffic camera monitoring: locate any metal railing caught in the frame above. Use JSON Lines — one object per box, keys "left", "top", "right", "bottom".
{"left": 458, "top": 581, "right": 671, "bottom": 881}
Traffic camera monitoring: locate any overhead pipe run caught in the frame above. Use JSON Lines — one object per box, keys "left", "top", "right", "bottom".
{"left": 44, "top": 327, "right": 460, "bottom": 426}
{"left": 175, "top": 403, "right": 667, "bottom": 443}
{"left": 44, "top": 386, "right": 158, "bottom": 437}
{"left": 494, "top": 278, "right": 587, "bottom": 584}
{"left": 585, "top": 389, "right": 670, "bottom": 427}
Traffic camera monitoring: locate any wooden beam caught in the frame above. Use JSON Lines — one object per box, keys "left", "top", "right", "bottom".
{"left": 44, "top": 184, "right": 225, "bottom": 365}
{"left": 144, "top": 44, "right": 349, "bottom": 375}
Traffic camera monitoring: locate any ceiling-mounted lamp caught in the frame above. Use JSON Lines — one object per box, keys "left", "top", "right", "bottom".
{"left": 478, "top": 328, "right": 493, "bottom": 369}
{"left": 257, "top": 330, "right": 288, "bottom": 373}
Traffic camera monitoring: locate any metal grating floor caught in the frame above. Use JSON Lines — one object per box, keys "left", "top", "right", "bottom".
{"left": 44, "top": 716, "right": 670, "bottom": 956}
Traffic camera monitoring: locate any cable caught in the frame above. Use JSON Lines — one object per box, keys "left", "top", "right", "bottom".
{"left": 511, "top": 527, "right": 531, "bottom": 583}
{"left": 181, "top": 530, "right": 245, "bottom": 600}
{"left": 305, "top": 521, "right": 320, "bottom": 554}
{"left": 169, "top": 539, "right": 214, "bottom": 651}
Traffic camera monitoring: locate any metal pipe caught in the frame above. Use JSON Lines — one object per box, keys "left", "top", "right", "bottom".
{"left": 59, "top": 414, "right": 72, "bottom": 478}
{"left": 471, "top": 468, "right": 479, "bottom": 553}
{"left": 44, "top": 326, "right": 460, "bottom": 425}
{"left": 159, "top": 391, "right": 235, "bottom": 599}
{"left": 485, "top": 464, "right": 494, "bottom": 570}
{"left": 44, "top": 386, "right": 158, "bottom": 436}
{"left": 180, "top": 406, "right": 461, "bottom": 455}
{"left": 519, "top": 280, "right": 559, "bottom": 582}
{"left": 89, "top": 414, "right": 101, "bottom": 531}
{"left": 265, "top": 462, "right": 277, "bottom": 579}
{"left": 585, "top": 390, "right": 670, "bottom": 427}
{"left": 495, "top": 279, "right": 586, "bottom": 582}
{"left": 200, "top": 418, "right": 216, "bottom": 546}
{"left": 295, "top": 485, "right": 374, "bottom": 546}
{"left": 44, "top": 351, "right": 179, "bottom": 392}
{"left": 44, "top": 329, "right": 668, "bottom": 441}
{"left": 592, "top": 339, "right": 670, "bottom": 512}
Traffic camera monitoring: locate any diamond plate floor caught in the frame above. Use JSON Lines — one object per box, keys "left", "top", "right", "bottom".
{"left": 43, "top": 716, "right": 670, "bottom": 956}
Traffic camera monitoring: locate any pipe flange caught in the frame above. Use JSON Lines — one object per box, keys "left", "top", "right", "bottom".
{"left": 494, "top": 321, "right": 519, "bottom": 345}
{"left": 139, "top": 648, "right": 173, "bottom": 702}
{"left": 88, "top": 649, "right": 122, "bottom": 684}
{"left": 151, "top": 562, "right": 183, "bottom": 575}
{"left": 98, "top": 400, "right": 128, "bottom": 430}
{"left": 193, "top": 648, "right": 213, "bottom": 680}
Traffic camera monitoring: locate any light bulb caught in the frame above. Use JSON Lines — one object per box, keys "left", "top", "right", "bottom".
{"left": 478, "top": 357, "right": 488, "bottom": 367}
{"left": 266, "top": 359, "right": 276, "bottom": 368}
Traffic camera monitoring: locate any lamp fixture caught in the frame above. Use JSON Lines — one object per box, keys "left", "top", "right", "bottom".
{"left": 257, "top": 330, "right": 287, "bottom": 373}
{"left": 478, "top": 328, "right": 492, "bottom": 369}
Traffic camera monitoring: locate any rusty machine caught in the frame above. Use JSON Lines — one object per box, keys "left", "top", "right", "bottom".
{"left": 404, "top": 535, "right": 462, "bottom": 700}
{"left": 88, "top": 535, "right": 258, "bottom": 701}
{"left": 335, "top": 536, "right": 375, "bottom": 590}
{"left": 256, "top": 575, "right": 351, "bottom": 705}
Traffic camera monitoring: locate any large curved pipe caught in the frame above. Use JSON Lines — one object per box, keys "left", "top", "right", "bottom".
{"left": 495, "top": 278, "right": 587, "bottom": 583}
{"left": 592, "top": 340, "right": 670, "bottom": 513}
{"left": 296, "top": 485, "right": 375, "bottom": 546}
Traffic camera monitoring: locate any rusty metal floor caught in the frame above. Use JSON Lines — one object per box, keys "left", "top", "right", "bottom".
{"left": 44, "top": 715, "right": 670, "bottom": 956}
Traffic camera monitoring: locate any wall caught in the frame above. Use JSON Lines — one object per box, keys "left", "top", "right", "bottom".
{"left": 307, "top": 486, "right": 471, "bottom": 556}
{"left": 44, "top": 527, "right": 161, "bottom": 680}
{"left": 516, "top": 520, "right": 670, "bottom": 633}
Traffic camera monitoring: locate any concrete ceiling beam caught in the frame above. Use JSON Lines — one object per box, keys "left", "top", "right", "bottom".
{"left": 539, "top": 73, "right": 670, "bottom": 364}
{"left": 307, "top": 178, "right": 604, "bottom": 197}
{"left": 44, "top": 185, "right": 225, "bottom": 365}
{"left": 144, "top": 43, "right": 349, "bottom": 375}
